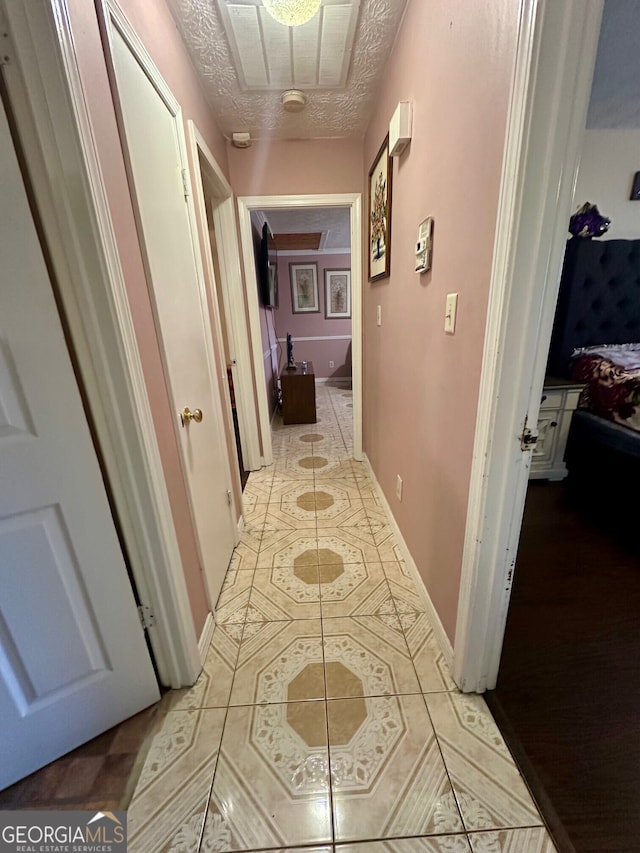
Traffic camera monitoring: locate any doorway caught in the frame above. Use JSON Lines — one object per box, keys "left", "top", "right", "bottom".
{"left": 252, "top": 206, "right": 353, "bottom": 438}
{"left": 237, "top": 194, "right": 363, "bottom": 467}
{"left": 485, "top": 2, "right": 640, "bottom": 846}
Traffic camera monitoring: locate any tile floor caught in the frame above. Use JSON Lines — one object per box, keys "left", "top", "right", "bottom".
{"left": 126, "top": 383, "right": 558, "bottom": 853}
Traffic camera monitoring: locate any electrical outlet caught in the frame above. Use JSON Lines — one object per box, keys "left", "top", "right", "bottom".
{"left": 396, "top": 475, "right": 403, "bottom": 501}
{"left": 377, "top": 305, "right": 382, "bottom": 326}
{"left": 329, "top": 360, "right": 335, "bottom": 368}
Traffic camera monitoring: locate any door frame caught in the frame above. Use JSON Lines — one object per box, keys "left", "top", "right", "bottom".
{"left": 453, "top": 0, "right": 604, "bottom": 692}
{"left": 237, "top": 194, "right": 363, "bottom": 466}
{"left": 1, "top": 0, "right": 201, "bottom": 687}
{"left": 186, "top": 122, "right": 262, "bottom": 476}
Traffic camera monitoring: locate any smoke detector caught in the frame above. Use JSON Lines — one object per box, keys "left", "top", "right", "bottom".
{"left": 281, "top": 90, "right": 307, "bottom": 113}
{"left": 231, "top": 132, "right": 252, "bottom": 148}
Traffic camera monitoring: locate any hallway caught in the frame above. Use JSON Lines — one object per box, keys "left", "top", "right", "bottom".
{"left": 124, "top": 383, "right": 556, "bottom": 853}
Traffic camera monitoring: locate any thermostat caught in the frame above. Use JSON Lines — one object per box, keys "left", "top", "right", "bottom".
{"left": 415, "top": 217, "right": 433, "bottom": 273}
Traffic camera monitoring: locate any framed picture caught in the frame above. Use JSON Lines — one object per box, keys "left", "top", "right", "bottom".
{"left": 368, "top": 134, "right": 392, "bottom": 281}
{"left": 325, "top": 269, "right": 351, "bottom": 319}
{"left": 289, "top": 263, "right": 319, "bottom": 313}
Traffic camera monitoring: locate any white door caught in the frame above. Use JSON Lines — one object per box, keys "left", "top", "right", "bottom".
{"left": 107, "top": 10, "right": 236, "bottom": 608}
{"left": 0, "top": 95, "right": 159, "bottom": 790}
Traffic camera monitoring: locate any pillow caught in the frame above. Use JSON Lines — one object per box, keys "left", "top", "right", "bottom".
{"left": 571, "top": 343, "right": 640, "bottom": 371}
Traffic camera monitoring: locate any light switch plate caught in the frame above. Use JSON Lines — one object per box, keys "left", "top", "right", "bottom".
{"left": 445, "top": 293, "right": 458, "bottom": 334}
{"left": 376, "top": 305, "right": 382, "bottom": 326}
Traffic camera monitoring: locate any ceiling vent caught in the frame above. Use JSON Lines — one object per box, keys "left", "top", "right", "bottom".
{"left": 281, "top": 90, "right": 307, "bottom": 113}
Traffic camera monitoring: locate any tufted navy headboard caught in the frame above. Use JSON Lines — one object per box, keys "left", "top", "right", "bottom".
{"left": 547, "top": 238, "right": 640, "bottom": 378}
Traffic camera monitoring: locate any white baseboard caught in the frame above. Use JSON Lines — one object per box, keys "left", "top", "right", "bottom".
{"left": 315, "top": 376, "right": 352, "bottom": 385}
{"left": 198, "top": 611, "right": 215, "bottom": 665}
{"left": 362, "top": 453, "right": 454, "bottom": 670}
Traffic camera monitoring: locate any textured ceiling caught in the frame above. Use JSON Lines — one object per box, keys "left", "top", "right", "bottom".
{"left": 166, "top": 0, "right": 409, "bottom": 139}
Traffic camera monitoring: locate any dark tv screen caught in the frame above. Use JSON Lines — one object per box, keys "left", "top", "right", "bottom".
{"left": 259, "top": 223, "right": 278, "bottom": 308}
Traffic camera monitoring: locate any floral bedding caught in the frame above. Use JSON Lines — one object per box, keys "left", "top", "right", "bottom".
{"left": 570, "top": 343, "right": 640, "bottom": 433}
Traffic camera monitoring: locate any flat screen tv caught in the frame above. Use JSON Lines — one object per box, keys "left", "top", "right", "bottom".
{"left": 258, "top": 223, "right": 278, "bottom": 308}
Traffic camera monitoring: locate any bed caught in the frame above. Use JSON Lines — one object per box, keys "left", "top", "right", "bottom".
{"left": 547, "top": 237, "right": 640, "bottom": 510}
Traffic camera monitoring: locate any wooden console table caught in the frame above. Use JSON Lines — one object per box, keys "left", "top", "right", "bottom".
{"left": 280, "top": 362, "right": 317, "bottom": 425}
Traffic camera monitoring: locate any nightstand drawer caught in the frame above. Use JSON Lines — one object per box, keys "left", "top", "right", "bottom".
{"left": 540, "top": 389, "right": 564, "bottom": 409}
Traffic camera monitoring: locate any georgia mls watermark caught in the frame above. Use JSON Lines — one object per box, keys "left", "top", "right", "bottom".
{"left": 0, "top": 811, "right": 127, "bottom": 853}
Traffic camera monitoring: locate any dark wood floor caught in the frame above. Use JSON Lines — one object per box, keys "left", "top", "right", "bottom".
{"left": 487, "top": 481, "right": 640, "bottom": 853}
{"left": 0, "top": 702, "right": 163, "bottom": 811}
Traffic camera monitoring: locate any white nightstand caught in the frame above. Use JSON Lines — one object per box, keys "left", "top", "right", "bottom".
{"left": 529, "top": 377, "right": 585, "bottom": 481}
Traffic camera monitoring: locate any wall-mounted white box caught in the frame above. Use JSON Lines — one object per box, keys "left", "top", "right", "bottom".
{"left": 389, "top": 101, "right": 412, "bottom": 157}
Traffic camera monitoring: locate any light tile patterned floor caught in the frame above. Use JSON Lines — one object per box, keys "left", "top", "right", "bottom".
{"left": 127, "top": 383, "right": 557, "bottom": 853}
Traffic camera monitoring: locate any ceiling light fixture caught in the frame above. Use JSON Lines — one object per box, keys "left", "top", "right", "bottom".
{"left": 262, "top": 0, "right": 321, "bottom": 27}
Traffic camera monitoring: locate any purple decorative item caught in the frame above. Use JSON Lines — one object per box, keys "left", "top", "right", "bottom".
{"left": 568, "top": 202, "right": 611, "bottom": 238}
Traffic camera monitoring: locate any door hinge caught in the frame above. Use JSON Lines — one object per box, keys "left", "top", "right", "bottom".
{"left": 520, "top": 425, "right": 538, "bottom": 451}
{"left": 226, "top": 489, "right": 232, "bottom": 506}
{"left": 138, "top": 604, "right": 156, "bottom": 630}
{"left": 181, "top": 168, "right": 190, "bottom": 200}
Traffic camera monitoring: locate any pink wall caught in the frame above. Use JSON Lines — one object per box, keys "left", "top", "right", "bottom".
{"left": 363, "top": 0, "right": 519, "bottom": 642}
{"left": 67, "top": 0, "right": 230, "bottom": 639}
{"left": 275, "top": 253, "right": 352, "bottom": 378}
{"left": 228, "top": 139, "right": 362, "bottom": 196}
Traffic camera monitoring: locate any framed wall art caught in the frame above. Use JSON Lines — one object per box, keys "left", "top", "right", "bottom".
{"left": 289, "top": 263, "right": 319, "bottom": 313}
{"left": 325, "top": 269, "right": 351, "bottom": 319}
{"left": 368, "top": 134, "right": 392, "bottom": 281}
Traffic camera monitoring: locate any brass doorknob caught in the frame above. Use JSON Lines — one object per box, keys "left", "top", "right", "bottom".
{"left": 181, "top": 407, "right": 203, "bottom": 426}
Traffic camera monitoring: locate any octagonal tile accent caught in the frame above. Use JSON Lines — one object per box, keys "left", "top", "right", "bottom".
{"left": 329, "top": 695, "right": 463, "bottom": 842}
{"left": 293, "top": 559, "right": 321, "bottom": 585}
{"left": 255, "top": 634, "right": 325, "bottom": 704}
{"left": 230, "top": 621, "right": 323, "bottom": 706}
{"left": 323, "top": 632, "right": 395, "bottom": 697}
{"left": 318, "top": 547, "right": 345, "bottom": 566}
{"left": 298, "top": 455, "right": 329, "bottom": 470}
{"left": 299, "top": 433, "right": 325, "bottom": 443}
{"left": 314, "top": 491, "right": 335, "bottom": 510}
{"left": 259, "top": 533, "right": 321, "bottom": 569}
{"left": 324, "top": 695, "right": 367, "bottom": 746}
{"left": 264, "top": 563, "right": 320, "bottom": 604}
{"left": 286, "top": 702, "right": 329, "bottom": 747}
{"left": 251, "top": 702, "right": 330, "bottom": 796}
{"left": 297, "top": 490, "right": 319, "bottom": 507}
{"left": 319, "top": 561, "right": 345, "bottom": 583}
{"left": 207, "top": 704, "right": 331, "bottom": 849}
{"left": 326, "top": 661, "right": 364, "bottom": 697}
{"left": 288, "top": 663, "right": 325, "bottom": 703}
{"left": 328, "top": 695, "right": 405, "bottom": 793}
